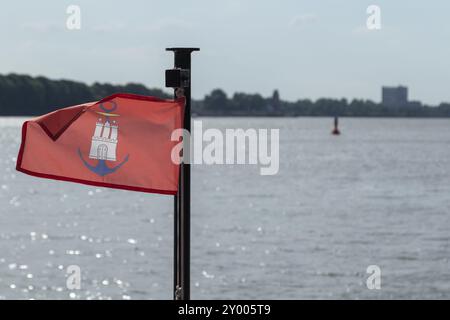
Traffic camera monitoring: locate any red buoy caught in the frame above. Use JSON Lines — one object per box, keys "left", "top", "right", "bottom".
{"left": 332, "top": 116, "right": 340, "bottom": 135}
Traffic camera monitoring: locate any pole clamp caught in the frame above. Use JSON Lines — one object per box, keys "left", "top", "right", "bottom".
{"left": 175, "top": 285, "right": 183, "bottom": 300}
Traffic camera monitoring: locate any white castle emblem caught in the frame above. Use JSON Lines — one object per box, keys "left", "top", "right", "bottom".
{"left": 89, "top": 118, "right": 118, "bottom": 161}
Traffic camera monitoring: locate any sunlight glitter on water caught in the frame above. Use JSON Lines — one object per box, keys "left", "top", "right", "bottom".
{"left": 0, "top": 117, "right": 449, "bottom": 299}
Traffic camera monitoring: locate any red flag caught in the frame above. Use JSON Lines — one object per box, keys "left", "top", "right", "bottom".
{"left": 16, "top": 93, "right": 184, "bottom": 195}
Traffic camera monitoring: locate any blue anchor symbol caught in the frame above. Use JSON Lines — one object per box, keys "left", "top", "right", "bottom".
{"left": 78, "top": 101, "right": 129, "bottom": 177}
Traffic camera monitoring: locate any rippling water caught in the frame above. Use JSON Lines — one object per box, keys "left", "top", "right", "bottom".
{"left": 0, "top": 117, "right": 449, "bottom": 299}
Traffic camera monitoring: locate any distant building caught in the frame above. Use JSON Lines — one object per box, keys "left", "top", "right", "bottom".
{"left": 382, "top": 86, "right": 408, "bottom": 107}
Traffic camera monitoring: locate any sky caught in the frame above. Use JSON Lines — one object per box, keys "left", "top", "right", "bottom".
{"left": 0, "top": 0, "right": 449, "bottom": 105}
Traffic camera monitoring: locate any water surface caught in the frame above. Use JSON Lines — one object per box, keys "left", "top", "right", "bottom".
{"left": 0, "top": 117, "right": 448, "bottom": 299}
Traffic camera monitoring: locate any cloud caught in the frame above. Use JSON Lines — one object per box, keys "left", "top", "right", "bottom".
{"left": 351, "top": 25, "right": 371, "bottom": 35}
{"left": 351, "top": 25, "right": 391, "bottom": 36}
{"left": 91, "top": 23, "right": 126, "bottom": 33}
{"left": 141, "top": 18, "right": 194, "bottom": 32}
{"left": 20, "top": 22, "right": 60, "bottom": 33}
{"left": 90, "top": 18, "right": 192, "bottom": 35}
{"left": 289, "top": 14, "right": 317, "bottom": 28}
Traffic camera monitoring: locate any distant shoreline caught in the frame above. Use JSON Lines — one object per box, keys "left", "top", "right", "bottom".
{"left": 2, "top": 73, "right": 450, "bottom": 118}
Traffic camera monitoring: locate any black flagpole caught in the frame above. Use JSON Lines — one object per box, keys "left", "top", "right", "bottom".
{"left": 166, "top": 47, "right": 199, "bottom": 300}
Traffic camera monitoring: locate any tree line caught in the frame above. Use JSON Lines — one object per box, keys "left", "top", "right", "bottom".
{"left": 199, "top": 89, "right": 450, "bottom": 117}
{"left": 0, "top": 73, "right": 170, "bottom": 116}
{"left": 1, "top": 73, "right": 450, "bottom": 117}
